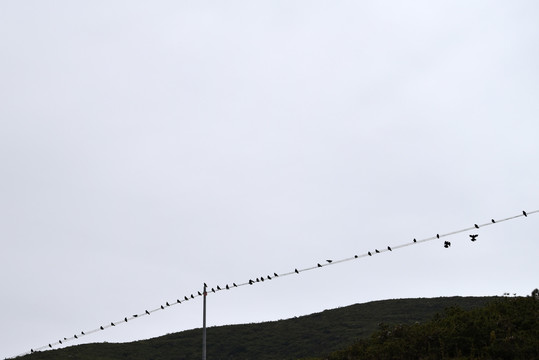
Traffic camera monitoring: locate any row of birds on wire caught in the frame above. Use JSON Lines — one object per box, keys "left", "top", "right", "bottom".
{"left": 21, "top": 210, "right": 534, "bottom": 358}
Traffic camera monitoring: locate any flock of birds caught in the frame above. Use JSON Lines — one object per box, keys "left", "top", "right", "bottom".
{"left": 25, "top": 210, "right": 532, "bottom": 356}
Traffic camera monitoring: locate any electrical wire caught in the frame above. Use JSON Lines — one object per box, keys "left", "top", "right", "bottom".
{"left": 13, "top": 209, "right": 537, "bottom": 358}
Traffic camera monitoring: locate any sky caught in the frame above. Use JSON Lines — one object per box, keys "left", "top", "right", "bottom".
{"left": 1, "top": 1, "right": 538, "bottom": 358}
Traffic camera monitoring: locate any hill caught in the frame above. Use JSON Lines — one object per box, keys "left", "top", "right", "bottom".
{"left": 16, "top": 296, "right": 498, "bottom": 360}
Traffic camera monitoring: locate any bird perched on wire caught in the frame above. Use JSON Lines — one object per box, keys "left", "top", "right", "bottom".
{"left": 387, "top": 246, "right": 392, "bottom": 251}
{"left": 326, "top": 260, "right": 333, "bottom": 263}
{"left": 469, "top": 234, "right": 478, "bottom": 241}
{"left": 523, "top": 210, "right": 527, "bottom": 217}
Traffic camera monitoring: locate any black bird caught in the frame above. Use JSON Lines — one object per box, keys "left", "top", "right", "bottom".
{"left": 124, "top": 317, "right": 128, "bottom": 322}
{"left": 212, "top": 287, "right": 215, "bottom": 292}
{"left": 326, "top": 260, "right": 333, "bottom": 263}
{"left": 436, "top": 234, "right": 440, "bottom": 239}
{"left": 475, "top": 224, "right": 479, "bottom": 229}
{"left": 74, "top": 335, "right": 78, "bottom": 339}
{"left": 133, "top": 314, "right": 138, "bottom": 317}
{"left": 375, "top": 249, "right": 380, "bottom": 253}
{"left": 387, "top": 246, "right": 392, "bottom": 251}
{"left": 317, "top": 263, "right": 322, "bottom": 267}
{"left": 31, "top": 350, "right": 34, "bottom": 353}
{"left": 444, "top": 241, "right": 451, "bottom": 248}
{"left": 59, "top": 340, "right": 62, "bottom": 344}
{"left": 161, "top": 305, "right": 164, "bottom": 309}
{"left": 523, "top": 210, "right": 528, "bottom": 217}
{"left": 184, "top": 296, "right": 189, "bottom": 301}
{"left": 198, "top": 291, "right": 202, "bottom": 296}
{"left": 111, "top": 322, "right": 115, "bottom": 326}
{"left": 191, "top": 294, "right": 194, "bottom": 298}
{"left": 256, "top": 278, "right": 260, "bottom": 282}
{"left": 146, "top": 310, "right": 150, "bottom": 315}
{"left": 81, "top": 331, "right": 85, "bottom": 335}
{"left": 64, "top": 337, "right": 67, "bottom": 340}
{"left": 233, "top": 283, "right": 238, "bottom": 287}
{"left": 469, "top": 234, "right": 478, "bottom": 241}
{"left": 413, "top": 238, "right": 417, "bottom": 243}
{"left": 295, "top": 268, "right": 299, "bottom": 274}
{"left": 217, "top": 285, "right": 221, "bottom": 290}
{"left": 204, "top": 282, "right": 208, "bottom": 287}
{"left": 226, "top": 284, "right": 230, "bottom": 289}
{"left": 354, "top": 255, "right": 358, "bottom": 258}
{"left": 274, "top": 272, "right": 279, "bottom": 277}
{"left": 267, "top": 276, "right": 271, "bottom": 280}
{"left": 166, "top": 302, "right": 170, "bottom": 306}
{"left": 49, "top": 344, "right": 52, "bottom": 348}
{"left": 100, "top": 326, "right": 104, "bottom": 330}
{"left": 260, "top": 277, "right": 264, "bottom": 281}
{"left": 249, "top": 279, "right": 254, "bottom": 285}
{"left": 492, "top": 219, "right": 496, "bottom": 223}
{"left": 368, "top": 252, "right": 372, "bottom": 256}
{"left": 177, "top": 299, "right": 181, "bottom": 303}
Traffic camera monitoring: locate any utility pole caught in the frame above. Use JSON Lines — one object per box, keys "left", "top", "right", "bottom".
{"left": 202, "top": 283, "right": 207, "bottom": 360}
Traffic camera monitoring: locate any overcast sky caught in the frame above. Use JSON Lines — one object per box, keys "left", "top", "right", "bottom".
{"left": 1, "top": 1, "right": 539, "bottom": 358}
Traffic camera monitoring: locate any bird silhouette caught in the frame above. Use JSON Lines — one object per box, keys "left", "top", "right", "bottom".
{"left": 184, "top": 296, "right": 189, "bottom": 301}
{"left": 474, "top": 224, "right": 479, "bottom": 229}
{"left": 260, "top": 276, "right": 265, "bottom": 281}
{"left": 191, "top": 294, "right": 195, "bottom": 298}
{"left": 233, "top": 283, "right": 238, "bottom": 287}
{"left": 368, "top": 252, "right": 372, "bottom": 256}
{"left": 166, "top": 302, "right": 170, "bottom": 306}
{"left": 81, "top": 331, "right": 85, "bottom": 335}
{"left": 413, "top": 238, "right": 417, "bottom": 243}
{"left": 387, "top": 246, "right": 392, "bottom": 251}
{"left": 256, "top": 278, "right": 260, "bottom": 282}
{"left": 204, "top": 282, "right": 208, "bottom": 287}
{"left": 124, "top": 317, "right": 128, "bottom": 322}
{"left": 133, "top": 314, "right": 138, "bottom": 317}
{"left": 212, "top": 287, "right": 215, "bottom": 292}
{"left": 226, "top": 284, "right": 230, "bottom": 290}
{"left": 59, "top": 340, "right": 62, "bottom": 344}
{"left": 49, "top": 344, "right": 52, "bottom": 348}
{"left": 375, "top": 249, "right": 380, "bottom": 253}
{"left": 74, "top": 335, "right": 78, "bottom": 339}
{"left": 274, "top": 272, "right": 279, "bottom": 277}
{"left": 100, "top": 326, "right": 104, "bottom": 330}
{"left": 295, "top": 268, "right": 299, "bottom": 274}
{"left": 177, "top": 299, "right": 181, "bottom": 303}
{"left": 436, "top": 234, "right": 440, "bottom": 239}
{"left": 249, "top": 279, "right": 254, "bottom": 285}
{"left": 318, "top": 263, "right": 322, "bottom": 267}
{"left": 523, "top": 210, "right": 528, "bottom": 217}
{"left": 198, "top": 291, "right": 202, "bottom": 296}
{"left": 469, "top": 234, "right": 478, "bottom": 241}
{"left": 146, "top": 310, "right": 150, "bottom": 315}
{"left": 491, "top": 219, "right": 496, "bottom": 223}
{"left": 267, "top": 275, "right": 271, "bottom": 280}
{"left": 354, "top": 255, "right": 358, "bottom": 258}
{"left": 161, "top": 305, "right": 164, "bottom": 309}
{"left": 326, "top": 260, "right": 333, "bottom": 263}
{"left": 217, "top": 285, "right": 221, "bottom": 290}
{"left": 444, "top": 241, "right": 451, "bottom": 248}
{"left": 111, "top": 322, "right": 115, "bottom": 326}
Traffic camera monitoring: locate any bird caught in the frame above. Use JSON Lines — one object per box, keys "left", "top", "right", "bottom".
{"left": 474, "top": 224, "right": 479, "bottom": 229}
{"left": 444, "top": 241, "right": 451, "bottom": 248}
{"left": 249, "top": 279, "right": 254, "bottom": 285}
{"left": 217, "top": 285, "right": 221, "bottom": 290}
{"left": 491, "top": 219, "right": 496, "bottom": 223}
{"left": 355, "top": 255, "right": 358, "bottom": 258}
{"left": 523, "top": 210, "right": 528, "bottom": 217}
{"left": 295, "top": 268, "right": 299, "bottom": 274}
{"left": 256, "top": 278, "right": 260, "bottom": 282}
{"left": 184, "top": 296, "right": 189, "bottom": 301}
{"left": 436, "top": 234, "right": 440, "bottom": 239}
{"left": 100, "top": 326, "right": 104, "bottom": 330}
{"left": 326, "top": 259, "right": 333, "bottom": 263}
{"left": 81, "top": 331, "right": 85, "bottom": 335}
{"left": 161, "top": 305, "right": 164, "bottom": 309}
{"left": 64, "top": 338, "right": 67, "bottom": 340}
{"left": 233, "top": 283, "right": 238, "bottom": 287}
{"left": 176, "top": 299, "right": 181, "bottom": 303}
{"left": 111, "top": 322, "right": 115, "bottom": 326}
{"left": 368, "top": 252, "right": 372, "bottom": 256}
{"left": 49, "top": 344, "right": 52, "bottom": 348}
{"left": 470, "top": 234, "right": 478, "bottom": 241}
{"left": 198, "top": 291, "right": 202, "bottom": 296}
{"left": 31, "top": 350, "right": 34, "bottom": 353}
{"left": 317, "top": 263, "right": 322, "bottom": 267}
{"left": 204, "top": 282, "right": 208, "bottom": 287}
{"left": 387, "top": 246, "right": 392, "bottom": 251}
{"left": 267, "top": 275, "right": 271, "bottom": 280}
{"left": 133, "top": 314, "right": 138, "bottom": 317}
{"left": 191, "top": 294, "right": 195, "bottom": 298}
{"left": 413, "top": 238, "right": 417, "bottom": 243}
{"left": 260, "top": 276, "right": 264, "bottom": 282}
{"left": 212, "top": 287, "right": 216, "bottom": 292}
{"left": 124, "top": 317, "right": 128, "bottom": 322}
{"left": 375, "top": 249, "right": 380, "bottom": 253}
{"left": 226, "top": 284, "right": 230, "bottom": 290}
{"left": 145, "top": 310, "right": 150, "bottom": 315}
{"left": 274, "top": 272, "right": 279, "bottom": 277}
{"left": 59, "top": 340, "right": 62, "bottom": 344}
{"left": 166, "top": 302, "right": 170, "bottom": 306}
{"left": 74, "top": 335, "right": 78, "bottom": 339}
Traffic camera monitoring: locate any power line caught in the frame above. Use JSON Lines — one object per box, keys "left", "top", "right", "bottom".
{"left": 13, "top": 209, "right": 537, "bottom": 358}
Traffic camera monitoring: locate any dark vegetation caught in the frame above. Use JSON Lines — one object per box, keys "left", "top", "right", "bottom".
{"left": 15, "top": 294, "right": 537, "bottom": 360}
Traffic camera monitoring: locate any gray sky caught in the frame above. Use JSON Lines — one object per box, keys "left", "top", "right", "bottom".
{"left": 1, "top": 1, "right": 538, "bottom": 358}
